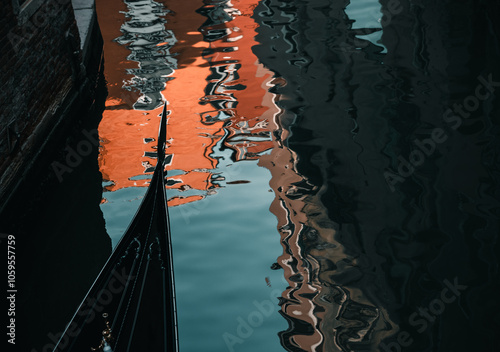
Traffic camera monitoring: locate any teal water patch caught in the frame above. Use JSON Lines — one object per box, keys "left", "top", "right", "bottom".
{"left": 100, "top": 186, "right": 147, "bottom": 247}
{"left": 170, "top": 160, "right": 287, "bottom": 352}
{"left": 100, "top": 160, "right": 288, "bottom": 351}
{"left": 344, "top": 0, "right": 387, "bottom": 53}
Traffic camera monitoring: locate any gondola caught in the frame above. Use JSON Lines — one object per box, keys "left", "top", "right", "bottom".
{"left": 53, "top": 103, "right": 178, "bottom": 352}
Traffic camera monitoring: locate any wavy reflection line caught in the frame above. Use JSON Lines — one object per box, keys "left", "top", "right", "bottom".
{"left": 197, "top": 0, "right": 273, "bottom": 163}
{"left": 115, "top": 0, "right": 177, "bottom": 110}
{"left": 257, "top": 45, "right": 396, "bottom": 352}
{"left": 263, "top": 82, "right": 389, "bottom": 352}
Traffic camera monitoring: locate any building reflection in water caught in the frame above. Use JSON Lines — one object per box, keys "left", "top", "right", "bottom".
{"left": 97, "top": 0, "right": 178, "bottom": 197}
{"left": 96, "top": 0, "right": 274, "bottom": 204}
{"left": 196, "top": 0, "right": 273, "bottom": 162}
{"left": 98, "top": 0, "right": 500, "bottom": 350}
{"left": 163, "top": 0, "right": 274, "bottom": 207}
{"left": 259, "top": 56, "right": 389, "bottom": 352}
{"left": 115, "top": 0, "right": 177, "bottom": 110}
{"left": 254, "top": 0, "right": 396, "bottom": 350}
{"left": 255, "top": 0, "right": 500, "bottom": 351}
{"left": 99, "top": 0, "right": 395, "bottom": 350}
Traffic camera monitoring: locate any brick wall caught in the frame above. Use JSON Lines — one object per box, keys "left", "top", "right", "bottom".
{"left": 0, "top": 0, "right": 82, "bottom": 185}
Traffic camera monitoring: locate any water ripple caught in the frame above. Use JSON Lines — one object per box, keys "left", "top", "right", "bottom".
{"left": 115, "top": 0, "right": 177, "bottom": 110}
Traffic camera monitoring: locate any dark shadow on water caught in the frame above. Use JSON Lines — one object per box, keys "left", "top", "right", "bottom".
{"left": 254, "top": 0, "right": 500, "bottom": 351}
{"left": 0, "top": 72, "right": 111, "bottom": 350}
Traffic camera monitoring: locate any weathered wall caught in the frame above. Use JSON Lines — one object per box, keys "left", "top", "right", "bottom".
{"left": 0, "top": 0, "right": 82, "bottom": 204}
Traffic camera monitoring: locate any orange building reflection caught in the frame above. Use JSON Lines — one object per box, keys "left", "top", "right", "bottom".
{"left": 97, "top": 0, "right": 381, "bottom": 351}
{"left": 96, "top": 0, "right": 273, "bottom": 206}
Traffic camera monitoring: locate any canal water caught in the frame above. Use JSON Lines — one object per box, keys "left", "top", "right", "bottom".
{"left": 1, "top": 0, "right": 499, "bottom": 351}
{"left": 96, "top": 1, "right": 289, "bottom": 351}
{"left": 95, "top": 0, "right": 500, "bottom": 351}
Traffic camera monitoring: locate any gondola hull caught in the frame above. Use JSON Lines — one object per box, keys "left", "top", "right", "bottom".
{"left": 53, "top": 103, "right": 178, "bottom": 352}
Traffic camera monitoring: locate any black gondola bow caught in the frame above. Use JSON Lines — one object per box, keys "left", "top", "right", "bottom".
{"left": 53, "top": 103, "right": 178, "bottom": 352}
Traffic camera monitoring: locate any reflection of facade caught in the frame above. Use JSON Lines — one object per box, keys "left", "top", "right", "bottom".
{"left": 260, "top": 74, "right": 386, "bottom": 352}
{"left": 260, "top": 112, "right": 327, "bottom": 351}
{"left": 96, "top": 0, "right": 273, "bottom": 206}
{"left": 116, "top": 0, "right": 177, "bottom": 110}
{"left": 96, "top": 0, "right": 174, "bottom": 196}
{"left": 197, "top": 0, "right": 274, "bottom": 162}
{"left": 96, "top": 0, "right": 500, "bottom": 350}
{"left": 254, "top": 0, "right": 399, "bottom": 351}
{"left": 97, "top": 0, "right": 220, "bottom": 206}
{"left": 256, "top": 0, "right": 500, "bottom": 351}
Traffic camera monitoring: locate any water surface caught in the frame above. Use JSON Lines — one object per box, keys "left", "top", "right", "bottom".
{"left": 94, "top": 0, "right": 500, "bottom": 351}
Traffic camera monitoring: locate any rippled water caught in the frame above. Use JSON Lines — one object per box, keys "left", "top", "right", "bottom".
{"left": 95, "top": 0, "right": 500, "bottom": 351}
{"left": 96, "top": 0, "right": 288, "bottom": 351}
{"left": 6, "top": 0, "right": 496, "bottom": 351}
{"left": 250, "top": 0, "right": 500, "bottom": 351}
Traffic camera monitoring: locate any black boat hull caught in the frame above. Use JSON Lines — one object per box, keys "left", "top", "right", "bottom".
{"left": 53, "top": 104, "right": 178, "bottom": 352}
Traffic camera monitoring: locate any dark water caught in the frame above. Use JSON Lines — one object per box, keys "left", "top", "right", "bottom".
{"left": 0, "top": 74, "right": 111, "bottom": 351}
{"left": 252, "top": 0, "right": 500, "bottom": 351}
{"left": 2, "top": 0, "right": 500, "bottom": 351}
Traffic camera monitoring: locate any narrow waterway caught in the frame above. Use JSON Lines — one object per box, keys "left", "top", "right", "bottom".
{"left": 96, "top": 0, "right": 288, "bottom": 351}
{"left": 95, "top": 0, "right": 500, "bottom": 351}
